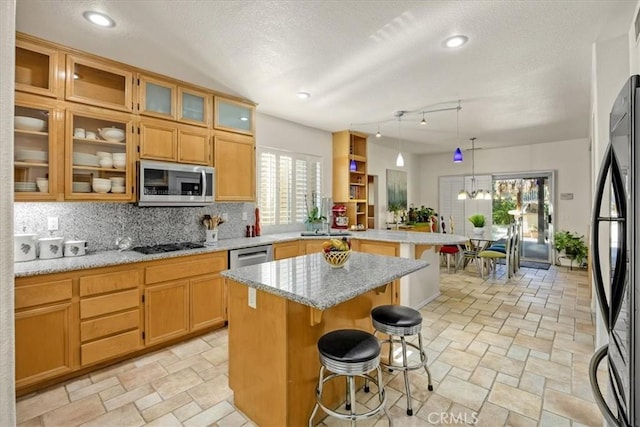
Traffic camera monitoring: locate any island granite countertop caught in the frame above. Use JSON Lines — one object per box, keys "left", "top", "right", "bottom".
{"left": 221, "top": 251, "right": 429, "bottom": 310}
{"left": 14, "top": 229, "right": 466, "bottom": 277}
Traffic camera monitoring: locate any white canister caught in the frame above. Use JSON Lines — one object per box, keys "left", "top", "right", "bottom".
{"left": 14, "top": 234, "right": 37, "bottom": 262}
{"left": 64, "top": 240, "right": 87, "bottom": 257}
{"left": 38, "top": 237, "right": 64, "bottom": 259}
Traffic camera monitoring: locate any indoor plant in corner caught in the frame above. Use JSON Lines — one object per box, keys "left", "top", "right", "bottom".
{"left": 553, "top": 230, "right": 588, "bottom": 268}
{"left": 468, "top": 214, "right": 486, "bottom": 236}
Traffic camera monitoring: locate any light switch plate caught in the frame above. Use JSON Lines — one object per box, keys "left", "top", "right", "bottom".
{"left": 242, "top": 211, "right": 248, "bottom": 221}
{"left": 222, "top": 213, "right": 229, "bottom": 222}
{"left": 248, "top": 288, "right": 256, "bottom": 309}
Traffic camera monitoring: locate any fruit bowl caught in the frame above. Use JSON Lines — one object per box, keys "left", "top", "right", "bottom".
{"left": 322, "top": 250, "right": 351, "bottom": 268}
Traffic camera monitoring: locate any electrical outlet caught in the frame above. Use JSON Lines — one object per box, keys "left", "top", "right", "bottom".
{"left": 248, "top": 288, "right": 256, "bottom": 309}
{"left": 222, "top": 212, "right": 229, "bottom": 222}
{"left": 47, "top": 217, "right": 59, "bottom": 231}
{"left": 242, "top": 212, "right": 248, "bottom": 221}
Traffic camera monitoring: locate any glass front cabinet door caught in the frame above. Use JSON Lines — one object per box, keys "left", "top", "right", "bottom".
{"left": 138, "top": 75, "right": 177, "bottom": 120}
{"left": 65, "top": 106, "right": 134, "bottom": 201}
{"left": 14, "top": 95, "right": 60, "bottom": 201}
{"left": 178, "top": 86, "right": 210, "bottom": 127}
{"left": 214, "top": 97, "right": 254, "bottom": 135}
{"left": 15, "top": 38, "right": 62, "bottom": 99}
{"left": 65, "top": 54, "right": 134, "bottom": 113}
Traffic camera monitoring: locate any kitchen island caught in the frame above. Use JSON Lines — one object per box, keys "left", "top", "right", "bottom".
{"left": 221, "top": 251, "right": 428, "bottom": 427}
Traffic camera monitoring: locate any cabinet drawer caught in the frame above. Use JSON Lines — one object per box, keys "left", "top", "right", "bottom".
{"left": 15, "top": 279, "right": 72, "bottom": 309}
{"left": 80, "top": 289, "right": 139, "bottom": 319}
{"left": 81, "top": 309, "right": 140, "bottom": 342}
{"left": 145, "top": 255, "right": 226, "bottom": 284}
{"left": 79, "top": 269, "right": 139, "bottom": 297}
{"left": 81, "top": 329, "right": 141, "bottom": 366}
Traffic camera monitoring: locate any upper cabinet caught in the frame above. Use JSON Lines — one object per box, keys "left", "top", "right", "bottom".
{"left": 14, "top": 94, "right": 62, "bottom": 201}
{"left": 214, "top": 97, "right": 254, "bottom": 135}
{"left": 139, "top": 118, "right": 210, "bottom": 165}
{"left": 65, "top": 54, "right": 134, "bottom": 113}
{"left": 214, "top": 130, "right": 255, "bottom": 201}
{"left": 178, "top": 86, "right": 211, "bottom": 127}
{"left": 65, "top": 106, "right": 135, "bottom": 201}
{"left": 15, "top": 38, "right": 62, "bottom": 99}
{"left": 137, "top": 74, "right": 177, "bottom": 120}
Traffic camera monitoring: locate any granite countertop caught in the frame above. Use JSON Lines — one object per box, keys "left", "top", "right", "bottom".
{"left": 14, "top": 229, "right": 467, "bottom": 278}
{"left": 221, "top": 252, "right": 428, "bottom": 310}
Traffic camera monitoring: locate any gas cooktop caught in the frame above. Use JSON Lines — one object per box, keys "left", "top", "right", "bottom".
{"left": 132, "top": 242, "right": 205, "bottom": 255}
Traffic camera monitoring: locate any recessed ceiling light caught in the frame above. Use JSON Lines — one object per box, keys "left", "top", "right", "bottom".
{"left": 83, "top": 11, "right": 116, "bottom": 28}
{"left": 296, "top": 92, "right": 311, "bottom": 100}
{"left": 444, "top": 35, "right": 468, "bottom": 48}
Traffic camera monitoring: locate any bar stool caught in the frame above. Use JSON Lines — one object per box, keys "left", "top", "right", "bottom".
{"left": 439, "top": 245, "right": 460, "bottom": 273}
{"left": 371, "top": 305, "right": 433, "bottom": 416}
{"left": 308, "top": 329, "right": 391, "bottom": 426}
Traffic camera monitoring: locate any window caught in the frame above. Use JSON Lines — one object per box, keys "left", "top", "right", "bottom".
{"left": 257, "top": 147, "right": 322, "bottom": 226}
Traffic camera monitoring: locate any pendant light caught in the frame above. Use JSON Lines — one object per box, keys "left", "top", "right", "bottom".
{"left": 457, "top": 137, "right": 491, "bottom": 200}
{"left": 420, "top": 111, "right": 427, "bottom": 125}
{"left": 395, "top": 111, "right": 404, "bottom": 167}
{"left": 376, "top": 124, "right": 382, "bottom": 138}
{"left": 453, "top": 101, "right": 463, "bottom": 163}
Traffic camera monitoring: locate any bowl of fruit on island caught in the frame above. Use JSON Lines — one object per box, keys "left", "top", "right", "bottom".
{"left": 321, "top": 238, "right": 352, "bottom": 268}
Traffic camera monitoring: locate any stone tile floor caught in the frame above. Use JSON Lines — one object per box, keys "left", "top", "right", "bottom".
{"left": 17, "top": 263, "right": 604, "bottom": 426}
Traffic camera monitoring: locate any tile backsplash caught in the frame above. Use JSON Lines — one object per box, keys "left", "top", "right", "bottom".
{"left": 14, "top": 202, "right": 256, "bottom": 253}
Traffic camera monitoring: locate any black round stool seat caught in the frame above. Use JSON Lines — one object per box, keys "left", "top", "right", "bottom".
{"left": 371, "top": 305, "right": 422, "bottom": 328}
{"left": 318, "top": 329, "right": 380, "bottom": 363}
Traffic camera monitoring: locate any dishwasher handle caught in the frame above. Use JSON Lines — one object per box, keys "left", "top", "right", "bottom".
{"left": 238, "top": 252, "right": 269, "bottom": 261}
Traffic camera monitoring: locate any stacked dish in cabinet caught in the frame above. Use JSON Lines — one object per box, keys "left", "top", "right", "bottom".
{"left": 14, "top": 109, "right": 51, "bottom": 196}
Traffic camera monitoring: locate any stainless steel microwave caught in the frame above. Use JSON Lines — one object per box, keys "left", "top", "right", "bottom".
{"left": 138, "top": 160, "right": 215, "bottom": 207}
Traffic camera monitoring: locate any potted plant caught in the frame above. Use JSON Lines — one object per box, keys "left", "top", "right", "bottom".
{"left": 468, "top": 214, "right": 486, "bottom": 235}
{"left": 305, "top": 205, "right": 326, "bottom": 231}
{"left": 388, "top": 203, "right": 402, "bottom": 224}
{"left": 553, "top": 230, "right": 588, "bottom": 267}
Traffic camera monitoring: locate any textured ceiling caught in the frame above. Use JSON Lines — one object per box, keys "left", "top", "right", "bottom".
{"left": 15, "top": 0, "right": 636, "bottom": 154}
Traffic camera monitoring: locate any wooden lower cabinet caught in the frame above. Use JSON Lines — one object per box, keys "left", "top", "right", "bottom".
{"left": 144, "top": 252, "right": 227, "bottom": 344}
{"left": 273, "top": 240, "right": 301, "bottom": 260}
{"left": 145, "top": 280, "right": 190, "bottom": 345}
{"left": 15, "top": 302, "right": 73, "bottom": 389}
{"left": 191, "top": 274, "right": 225, "bottom": 331}
{"left": 15, "top": 277, "right": 74, "bottom": 389}
{"left": 15, "top": 250, "right": 228, "bottom": 395}
{"left": 300, "top": 239, "right": 325, "bottom": 255}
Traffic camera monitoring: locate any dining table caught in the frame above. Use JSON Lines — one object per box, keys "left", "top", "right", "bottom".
{"left": 457, "top": 229, "right": 508, "bottom": 271}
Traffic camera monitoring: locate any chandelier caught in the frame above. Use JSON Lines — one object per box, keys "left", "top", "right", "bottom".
{"left": 457, "top": 137, "right": 491, "bottom": 200}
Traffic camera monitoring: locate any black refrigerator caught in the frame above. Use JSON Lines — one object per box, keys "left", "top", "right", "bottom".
{"left": 590, "top": 75, "right": 639, "bottom": 426}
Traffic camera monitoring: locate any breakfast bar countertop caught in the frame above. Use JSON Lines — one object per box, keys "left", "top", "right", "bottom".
{"left": 221, "top": 251, "right": 428, "bottom": 310}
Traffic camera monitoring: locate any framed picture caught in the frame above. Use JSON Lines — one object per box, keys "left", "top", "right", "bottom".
{"left": 386, "top": 169, "right": 407, "bottom": 210}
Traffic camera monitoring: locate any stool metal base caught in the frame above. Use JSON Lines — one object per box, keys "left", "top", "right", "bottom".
{"left": 308, "top": 365, "right": 392, "bottom": 427}
{"left": 375, "top": 331, "right": 433, "bottom": 416}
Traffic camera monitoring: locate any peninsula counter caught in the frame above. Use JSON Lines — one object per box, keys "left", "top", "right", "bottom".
{"left": 221, "top": 251, "right": 428, "bottom": 427}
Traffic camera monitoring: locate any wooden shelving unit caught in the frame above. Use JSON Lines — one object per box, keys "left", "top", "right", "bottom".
{"left": 332, "top": 130, "right": 368, "bottom": 229}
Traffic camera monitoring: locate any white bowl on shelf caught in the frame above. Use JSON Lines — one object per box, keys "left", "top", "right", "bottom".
{"left": 92, "top": 183, "right": 111, "bottom": 193}
{"left": 36, "top": 178, "right": 48, "bottom": 193}
{"left": 96, "top": 151, "right": 112, "bottom": 159}
{"left": 98, "top": 127, "right": 125, "bottom": 142}
{"left": 111, "top": 185, "right": 126, "bottom": 193}
{"left": 99, "top": 157, "right": 114, "bottom": 168}
{"left": 15, "top": 116, "right": 46, "bottom": 132}
{"left": 109, "top": 177, "right": 125, "bottom": 186}
{"left": 113, "top": 160, "right": 126, "bottom": 169}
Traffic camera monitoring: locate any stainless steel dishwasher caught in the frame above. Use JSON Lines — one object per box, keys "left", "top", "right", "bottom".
{"left": 229, "top": 244, "right": 273, "bottom": 269}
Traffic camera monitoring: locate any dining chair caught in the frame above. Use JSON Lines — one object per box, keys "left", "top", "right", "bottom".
{"left": 478, "top": 223, "right": 514, "bottom": 280}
